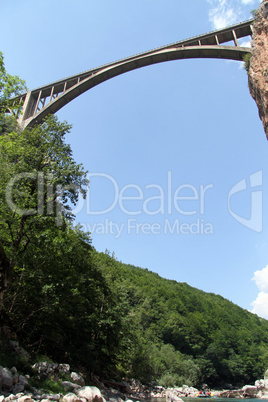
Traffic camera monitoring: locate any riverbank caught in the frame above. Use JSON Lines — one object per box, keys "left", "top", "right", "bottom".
{"left": 165, "top": 381, "right": 268, "bottom": 401}
{"left": 165, "top": 382, "right": 268, "bottom": 401}
{"left": 1, "top": 360, "right": 268, "bottom": 402}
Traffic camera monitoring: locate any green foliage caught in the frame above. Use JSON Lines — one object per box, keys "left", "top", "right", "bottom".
{"left": 3, "top": 228, "right": 126, "bottom": 376}
{"left": 251, "top": 9, "right": 257, "bottom": 18}
{"left": 0, "top": 51, "right": 27, "bottom": 117}
{"left": 0, "top": 114, "right": 88, "bottom": 228}
{"left": 0, "top": 114, "right": 89, "bottom": 308}
{"left": 91, "top": 252, "right": 268, "bottom": 386}
{"left": 158, "top": 373, "right": 183, "bottom": 388}
{"left": 243, "top": 53, "right": 252, "bottom": 73}
{"left": 29, "top": 377, "right": 66, "bottom": 394}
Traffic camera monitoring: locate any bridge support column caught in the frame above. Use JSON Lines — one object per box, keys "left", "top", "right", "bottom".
{"left": 232, "top": 30, "right": 239, "bottom": 46}
{"left": 17, "top": 91, "right": 35, "bottom": 129}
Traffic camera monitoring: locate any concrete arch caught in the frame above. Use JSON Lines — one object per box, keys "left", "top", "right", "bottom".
{"left": 19, "top": 45, "right": 250, "bottom": 129}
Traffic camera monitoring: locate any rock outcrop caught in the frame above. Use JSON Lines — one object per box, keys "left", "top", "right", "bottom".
{"left": 256, "top": 379, "right": 268, "bottom": 399}
{"left": 1, "top": 358, "right": 268, "bottom": 401}
{"left": 165, "top": 385, "right": 199, "bottom": 400}
{"left": 218, "top": 377, "right": 268, "bottom": 399}
{"left": 0, "top": 362, "right": 107, "bottom": 402}
{"left": 166, "top": 389, "right": 183, "bottom": 402}
{"left": 248, "top": 0, "right": 268, "bottom": 139}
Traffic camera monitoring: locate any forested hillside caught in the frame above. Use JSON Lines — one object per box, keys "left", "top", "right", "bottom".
{"left": 92, "top": 251, "right": 268, "bottom": 387}
{"left": 2, "top": 242, "right": 268, "bottom": 388}
{"left": 1, "top": 51, "right": 268, "bottom": 390}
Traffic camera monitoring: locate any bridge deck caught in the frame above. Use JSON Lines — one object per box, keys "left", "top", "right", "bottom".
{"left": 11, "top": 18, "right": 253, "bottom": 128}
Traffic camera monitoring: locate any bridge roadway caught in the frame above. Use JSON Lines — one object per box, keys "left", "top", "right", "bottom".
{"left": 12, "top": 18, "right": 254, "bottom": 129}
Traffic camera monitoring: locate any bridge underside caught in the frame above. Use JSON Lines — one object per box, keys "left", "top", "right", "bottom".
{"left": 11, "top": 19, "right": 253, "bottom": 129}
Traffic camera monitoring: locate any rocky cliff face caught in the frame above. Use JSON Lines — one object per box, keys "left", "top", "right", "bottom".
{"left": 248, "top": 1, "right": 268, "bottom": 139}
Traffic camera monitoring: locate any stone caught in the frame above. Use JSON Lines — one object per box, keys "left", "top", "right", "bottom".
{"left": 31, "top": 387, "right": 42, "bottom": 398}
{"left": 166, "top": 390, "right": 184, "bottom": 402}
{"left": 90, "top": 376, "right": 104, "bottom": 391}
{"left": 10, "top": 367, "right": 18, "bottom": 375}
{"left": 14, "top": 394, "right": 24, "bottom": 398}
{"left": 41, "top": 394, "right": 61, "bottom": 401}
{"left": 76, "top": 386, "right": 103, "bottom": 402}
{"left": 248, "top": 1, "right": 268, "bottom": 139}
{"left": 62, "top": 381, "right": 81, "bottom": 391}
{"left": 4, "top": 395, "right": 17, "bottom": 402}
{"left": 62, "top": 393, "right": 85, "bottom": 402}
{"left": 59, "top": 364, "right": 71, "bottom": 374}
{"left": 32, "top": 362, "right": 49, "bottom": 374}
{"left": 18, "top": 374, "right": 29, "bottom": 388}
{"left": 9, "top": 341, "right": 30, "bottom": 360}
{"left": 13, "top": 374, "right": 19, "bottom": 385}
{"left": 0, "top": 367, "right": 14, "bottom": 390}
{"left": 70, "top": 372, "right": 85, "bottom": 387}
{"left": 120, "top": 381, "right": 131, "bottom": 394}
{"left": 229, "top": 390, "right": 244, "bottom": 398}
{"left": 242, "top": 385, "right": 258, "bottom": 397}
{"left": 17, "top": 397, "right": 35, "bottom": 402}
{"left": 12, "top": 383, "right": 25, "bottom": 394}
{"left": 107, "top": 398, "right": 123, "bottom": 402}
{"left": 220, "top": 389, "right": 243, "bottom": 398}
{"left": 32, "top": 362, "right": 59, "bottom": 377}
{"left": 256, "top": 378, "right": 268, "bottom": 400}
{"left": 32, "top": 362, "right": 71, "bottom": 379}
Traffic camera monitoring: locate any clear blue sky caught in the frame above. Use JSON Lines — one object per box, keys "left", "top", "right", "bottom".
{"left": 2, "top": 0, "right": 268, "bottom": 318}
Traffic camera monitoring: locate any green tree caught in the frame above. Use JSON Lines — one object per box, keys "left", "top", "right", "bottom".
{"left": 3, "top": 227, "right": 126, "bottom": 376}
{"left": 0, "top": 51, "right": 27, "bottom": 117}
{"left": 0, "top": 115, "right": 88, "bottom": 309}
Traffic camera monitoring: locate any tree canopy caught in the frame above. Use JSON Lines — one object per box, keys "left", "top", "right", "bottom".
{"left": 0, "top": 51, "right": 27, "bottom": 117}
{"left": 0, "top": 52, "right": 89, "bottom": 308}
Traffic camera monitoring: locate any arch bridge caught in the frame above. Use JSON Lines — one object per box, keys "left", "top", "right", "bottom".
{"left": 12, "top": 19, "right": 253, "bottom": 129}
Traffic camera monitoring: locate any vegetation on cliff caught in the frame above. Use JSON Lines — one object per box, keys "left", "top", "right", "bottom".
{"left": 1, "top": 51, "right": 268, "bottom": 389}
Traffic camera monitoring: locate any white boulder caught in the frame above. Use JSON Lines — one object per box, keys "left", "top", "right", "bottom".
{"left": 17, "top": 397, "right": 34, "bottom": 402}
{"left": 76, "top": 386, "right": 103, "bottom": 402}
{"left": 62, "top": 393, "right": 86, "bottom": 402}
{"left": 166, "top": 390, "right": 184, "bottom": 402}
{"left": 41, "top": 394, "right": 61, "bottom": 401}
{"left": 242, "top": 385, "right": 258, "bottom": 397}
{"left": 4, "top": 395, "right": 17, "bottom": 402}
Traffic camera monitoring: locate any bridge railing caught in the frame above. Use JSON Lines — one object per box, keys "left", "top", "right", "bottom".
{"left": 9, "top": 18, "right": 254, "bottom": 129}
